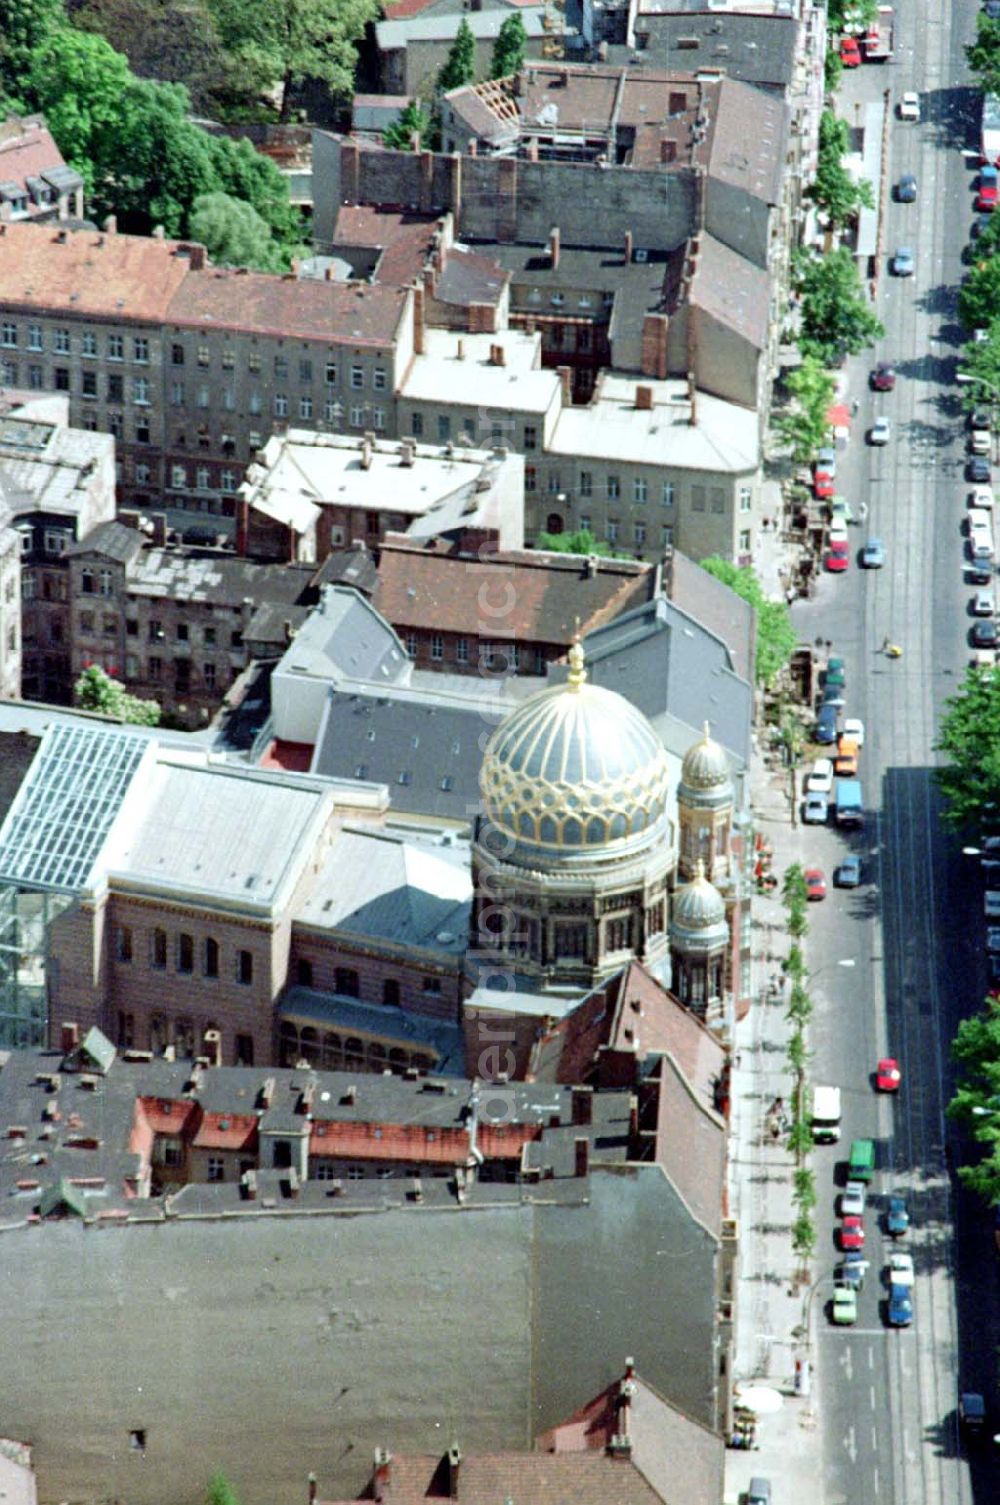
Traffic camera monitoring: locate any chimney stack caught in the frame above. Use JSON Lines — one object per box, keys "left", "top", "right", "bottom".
{"left": 549, "top": 225, "right": 560, "bottom": 270}
{"left": 360, "top": 434, "right": 374, "bottom": 469}
{"left": 60, "top": 1022, "right": 79, "bottom": 1054}
{"left": 624, "top": 229, "right": 634, "bottom": 264}
{"left": 373, "top": 1449, "right": 392, "bottom": 1502}
{"left": 687, "top": 371, "right": 697, "bottom": 426}
{"left": 400, "top": 438, "right": 416, "bottom": 467}
{"left": 151, "top": 224, "right": 165, "bottom": 241}
{"left": 307, "top": 1473, "right": 317, "bottom": 1505}
{"left": 187, "top": 244, "right": 206, "bottom": 271}
{"left": 413, "top": 283, "right": 425, "bottom": 355}
{"left": 447, "top": 1443, "right": 462, "bottom": 1499}
{"left": 557, "top": 365, "right": 572, "bottom": 404}
{"left": 572, "top": 1085, "right": 593, "bottom": 1124}
{"left": 456, "top": 338, "right": 465, "bottom": 360}
{"left": 635, "top": 384, "right": 653, "bottom": 411}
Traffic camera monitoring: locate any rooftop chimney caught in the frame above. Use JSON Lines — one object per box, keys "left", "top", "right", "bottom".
{"left": 687, "top": 371, "right": 697, "bottom": 426}
{"left": 447, "top": 1443, "right": 462, "bottom": 1500}
{"left": 60, "top": 1022, "right": 79, "bottom": 1054}
{"left": 151, "top": 224, "right": 165, "bottom": 241}
{"left": 635, "top": 384, "right": 653, "bottom": 411}
{"left": 624, "top": 229, "right": 634, "bottom": 264}
{"left": 549, "top": 225, "right": 560, "bottom": 271}
{"left": 557, "top": 365, "right": 572, "bottom": 404}
{"left": 103, "top": 215, "right": 117, "bottom": 235}
{"left": 400, "top": 438, "right": 416, "bottom": 467}
{"left": 203, "top": 1029, "right": 222, "bottom": 1068}
{"left": 373, "top": 1449, "right": 392, "bottom": 1503}
{"left": 258, "top": 1076, "right": 276, "bottom": 1110}
{"left": 187, "top": 244, "right": 206, "bottom": 271}
{"left": 360, "top": 434, "right": 373, "bottom": 470}
{"left": 308, "top": 1472, "right": 318, "bottom": 1505}
{"left": 572, "top": 1085, "right": 593, "bottom": 1124}
{"left": 456, "top": 338, "right": 465, "bottom": 360}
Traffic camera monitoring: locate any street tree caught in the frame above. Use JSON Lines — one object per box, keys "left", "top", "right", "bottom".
{"left": 967, "top": 13, "right": 1000, "bottom": 96}
{"left": 774, "top": 353, "right": 836, "bottom": 463}
{"left": 438, "top": 18, "right": 476, "bottom": 93}
{"left": 958, "top": 326, "right": 1000, "bottom": 419}
{"left": 189, "top": 191, "right": 285, "bottom": 270}
{"left": 208, "top": 0, "right": 380, "bottom": 120}
{"left": 934, "top": 663, "right": 1000, "bottom": 828}
{"left": 808, "top": 111, "right": 875, "bottom": 230}
{"left": 794, "top": 247, "right": 884, "bottom": 363}
{"left": 823, "top": 45, "right": 843, "bottom": 95}
{"left": 947, "top": 994, "right": 1000, "bottom": 1205}
{"left": 383, "top": 101, "right": 432, "bottom": 151}
{"left": 958, "top": 253, "right": 1000, "bottom": 334}
{"left": 827, "top": 0, "right": 877, "bottom": 30}
{"left": 491, "top": 14, "right": 526, "bottom": 78}
{"left": 793, "top": 1166, "right": 817, "bottom": 1213}
{"left": 791, "top": 1212, "right": 817, "bottom": 1261}
{"left": 782, "top": 861, "right": 808, "bottom": 907}
{"left": 75, "top": 666, "right": 161, "bottom": 726}
{"left": 699, "top": 557, "right": 797, "bottom": 689}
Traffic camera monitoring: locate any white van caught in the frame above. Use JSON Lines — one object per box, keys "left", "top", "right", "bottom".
{"left": 968, "top": 507, "right": 992, "bottom": 534}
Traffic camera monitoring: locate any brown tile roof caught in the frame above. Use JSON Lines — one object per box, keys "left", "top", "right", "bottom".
{"left": 652, "top": 1055, "right": 725, "bottom": 1236}
{"left": 167, "top": 266, "right": 408, "bottom": 345}
{"left": 0, "top": 221, "right": 193, "bottom": 322}
{"left": 0, "top": 115, "right": 72, "bottom": 201}
{"left": 334, "top": 205, "right": 438, "bottom": 288}
{"left": 359, "top": 1451, "right": 664, "bottom": 1504}
{"left": 373, "top": 541, "right": 655, "bottom": 643}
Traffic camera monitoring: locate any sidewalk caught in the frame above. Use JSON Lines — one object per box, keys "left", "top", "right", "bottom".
{"left": 724, "top": 743, "right": 824, "bottom": 1504}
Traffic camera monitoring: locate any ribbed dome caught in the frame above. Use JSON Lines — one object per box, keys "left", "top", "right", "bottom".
{"left": 681, "top": 723, "right": 731, "bottom": 792}
{"left": 479, "top": 639, "right": 672, "bottom": 860}
{"left": 671, "top": 859, "right": 727, "bottom": 930}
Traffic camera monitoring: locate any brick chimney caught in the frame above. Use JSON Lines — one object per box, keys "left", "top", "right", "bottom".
{"left": 557, "top": 365, "right": 572, "bottom": 404}
{"left": 572, "top": 1086, "right": 593, "bottom": 1125}
{"left": 549, "top": 225, "right": 560, "bottom": 270}
{"left": 203, "top": 1029, "right": 222, "bottom": 1068}
{"left": 151, "top": 225, "right": 165, "bottom": 241}
{"left": 635, "top": 384, "right": 653, "bottom": 411}
{"left": 360, "top": 434, "right": 374, "bottom": 469}
{"left": 687, "top": 370, "right": 697, "bottom": 426}
{"left": 373, "top": 1448, "right": 392, "bottom": 1503}
{"left": 447, "top": 1443, "right": 462, "bottom": 1499}
{"left": 413, "top": 283, "right": 425, "bottom": 355}
{"left": 307, "top": 1472, "right": 318, "bottom": 1505}
{"left": 187, "top": 244, "right": 206, "bottom": 271}
{"left": 60, "top": 1022, "right": 79, "bottom": 1054}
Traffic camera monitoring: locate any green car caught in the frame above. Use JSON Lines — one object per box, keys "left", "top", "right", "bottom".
{"left": 826, "top": 657, "right": 846, "bottom": 688}
{"left": 832, "top": 1284, "right": 858, "bottom": 1325}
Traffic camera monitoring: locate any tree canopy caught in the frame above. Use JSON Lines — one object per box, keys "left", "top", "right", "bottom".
{"left": 208, "top": 0, "right": 380, "bottom": 120}
{"left": 491, "top": 14, "right": 526, "bottom": 79}
{"left": 699, "top": 558, "right": 797, "bottom": 689}
{"left": 967, "top": 13, "right": 1000, "bottom": 96}
{"left": 438, "top": 18, "right": 476, "bottom": 93}
{"left": 959, "top": 253, "right": 1000, "bottom": 335}
{"left": 807, "top": 111, "right": 874, "bottom": 229}
{"left": 948, "top": 994, "right": 1000, "bottom": 1205}
{"left": 383, "top": 100, "right": 431, "bottom": 151}
{"left": 934, "top": 663, "right": 1000, "bottom": 829}
{"left": 774, "top": 353, "right": 836, "bottom": 463}
{"left": 205, "top": 1473, "right": 240, "bottom": 1505}
{"left": 957, "top": 326, "right": 1000, "bottom": 415}
{"left": 72, "top": 0, "right": 230, "bottom": 114}
{"left": 793, "top": 247, "right": 884, "bottom": 363}
{"left": 75, "top": 665, "right": 161, "bottom": 725}
{"left": 189, "top": 191, "right": 286, "bottom": 271}
{"left": 535, "top": 529, "right": 617, "bottom": 558}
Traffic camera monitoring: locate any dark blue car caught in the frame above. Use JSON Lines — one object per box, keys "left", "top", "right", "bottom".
{"left": 816, "top": 706, "right": 839, "bottom": 744}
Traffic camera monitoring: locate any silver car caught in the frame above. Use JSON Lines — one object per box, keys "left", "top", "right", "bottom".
{"left": 892, "top": 247, "right": 915, "bottom": 276}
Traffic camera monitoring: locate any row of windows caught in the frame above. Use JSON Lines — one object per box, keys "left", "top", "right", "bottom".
{"left": 403, "top": 633, "right": 538, "bottom": 672}
{"left": 140, "top": 619, "right": 242, "bottom": 649}
{"left": 116, "top": 926, "right": 254, "bottom": 984}
{"left": 127, "top": 656, "right": 223, "bottom": 690}
{"left": 117, "top": 1011, "right": 254, "bottom": 1066}
{"left": 292, "top": 962, "right": 441, "bottom": 1000}
{"left": 278, "top": 1022, "right": 433, "bottom": 1076}
{"left": 170, "top": 464, "right": 238, "bottom": 491}
{"left": 170, "top": 345, "right": 388, "bottom": 390}
{"left": 0, "top": 324, "right": 149, "bottom": 361}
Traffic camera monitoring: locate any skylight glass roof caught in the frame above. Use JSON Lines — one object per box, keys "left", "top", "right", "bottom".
{"left": 0, "top": 724, "right": 148, "bottom": 892}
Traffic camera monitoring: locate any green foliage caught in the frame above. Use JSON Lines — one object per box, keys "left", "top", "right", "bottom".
{"left": 824, "top": 45, "right": 843, "bottom": 95}
{"left": 792, "top": 1166, "right": 817, "bottom": 1212}
{"left": 784, "top": 944, "right": 806, "bottom": 981}
{"left": 0, "top": 0, "right": 63, "bottom": 98}
{"left": 205, "top": 1473, "right": 240, "bottom": 1505}
{"left": 786, "top": 1031, "right": 809, "bottom": 1074}
{"left": 189, "top": 192, "right": 284, "bottom": 271}
{"left": 828, "top": 0, "right": 877, "bottom": 30}
{"left": 787, "top": 1115, "right": 814, "bottom": 1159}
{"left": 73, "top": 0, "right": 229, "bottom": 114}
{"left": 438, "top": 18, "right": 476, "bottom": 93}
{"left": 208, "top": 0, "right": 380, "bottom": 119}
{"left": 959, "top": 254, "right": 1000, "bottom": 334}
{"left": 782, "top": 861, "right": 808, "bottom": 907}
{"left": 947, "top": 995, "right": 1000, "bottom": 1205}
{"left": 791, "top": 1212, "right": 817, "bottom": 1260}
{"left": 75, "top": 665, "right": 161, "bottom": 726}
{"left": 808, "top": 111, "right": 874, "bottom": 229}
{"left": 775, "top": 354, "right": 837, "bottom": 463}
{"left": 535, "top": 529, "right": 619, "bottom": 558}
{"left": 207, "top": 135, "right": 302, "bottom": 250}
{"left": 491, "top": 14, "right": 526, "bottom": 79}
{"left": 383, "top": 101, "right": 432, "bottom": 151}
{"left": 958, "top": 328, "right": 1000, "bottom": 413}
{"left": 967, "top": 14, "right": 1000, "bottom": 96}
{"left": 699, "top": 557, "right": 798, "bottom": 689}
{"left": 934, "top": 664, "right": 1000, "bottom": 829}
{"left": 25, "top": 27, "right": 135, "bottom": 201}
{"left": 786, "top": 981, "right": 813, "bottom": 1025}
{"left": 787, "top": 906, "right": 808, "bottom": 940}
{"left": 793, "top": 247, "right": 884, "bottom": 363}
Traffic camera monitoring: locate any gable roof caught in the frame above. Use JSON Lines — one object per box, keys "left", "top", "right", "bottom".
{"left": 65, "top": 519, "right": 145, "bottom": 566}
{"left": 63, "top": 1026, "right": 116, "bottom": 1076}
{"left": 39, "top": 1178, "right": 88, "bottom": 1219}
{"left": 0, "top": 222, "right": 192, "bottom": 322}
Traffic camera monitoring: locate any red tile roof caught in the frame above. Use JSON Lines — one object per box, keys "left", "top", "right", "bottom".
{"left": 0, "top": 116, "right": 71, "bottom": 208}
{"left": 0, "top": 221, "right": 193, "bottom": 322}
{"left": 310, "top": 1121, "right": 469, "bottom": 1164}
{"left": 355, "top": 1451, "right": 663, "bottom": 1504}
{"left": 190, "top": 1111, "right": 258, "bottom": 1152}
{"left": 167, "top": 265, "right": 408, "bottom": 345}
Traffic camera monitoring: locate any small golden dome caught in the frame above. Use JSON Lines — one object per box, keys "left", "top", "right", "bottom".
{"left": 672, "top": 858, "right": 727, "bottom": 930}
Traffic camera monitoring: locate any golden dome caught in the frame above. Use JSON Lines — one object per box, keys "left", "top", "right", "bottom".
{"left": 672, "top": 859, "right": 727, "bottom": 931}
{"left": 479, "top": 639, "right": 672, "bottom": 859}
{"left": 679, "top": 722, "right": 732, "bottom": 802}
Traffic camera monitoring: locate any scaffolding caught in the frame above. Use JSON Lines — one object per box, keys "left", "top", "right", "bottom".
{"left": 0, "top": 885, "right": 71, "bottom": 1050}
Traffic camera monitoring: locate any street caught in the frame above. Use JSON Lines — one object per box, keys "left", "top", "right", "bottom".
{"left": 784, "top": 0, "right": 999, "bottom": 1498}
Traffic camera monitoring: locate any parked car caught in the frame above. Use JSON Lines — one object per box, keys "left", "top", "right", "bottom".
{"left": 840, "top": 35, "right": 862, "bottom": 65}
{"left": 835, "top": 738, "right": 859, "bottom": 777}
{"left": 815, "top": 708, "right": 838, "bottom": 745}
{"left": 839, "top": 1215, "right": 865, "bottom": 1250}
{"left": 960, "top": 1392, "right": 986, "bottom": 1431}
{"left": 970, "top": 428, "right": 991, "bottom": 455}
{"left": 970, "top": 408, "right": 991, "bottom": 431}
{"left": 887, "top": 1195, "right": 909, "bottom": 1237}
{"left": 973, "top": 587, "right": 995, "bottom": 615}
{"left": 887, "top": 1283, "right": 913, "bottom": 1327}
{"left": 899, "top": 92, "right": 920, "bottom": 120}
{"left": 969, "top": 486, "right": 994, "bottom": 509}
{"left": 832, "top": 1285, "right": 858, "bottom": 1325}
{"left": 876, "top": 1057, "right": 902, "bottom": 1092}
{"left": 871, "top": 362, "right": 896, "bottom": 391}
{"left": 973, "top": 619, "right": 999, "bottom": 647}
{"left": 803, "top": 792, "right": 828, "bottom": 824}
{"left": 986, "top": 926, "right": 1000, "bottom": 952}
{"left": 843, "top": 716, "right": 865, "bottom": 746}
{"left": 862, "top": 537, "right": 886, "bottom": 568}
{"left": 805, "top": 867, "right": 827, "bottom": 901}
{"left": 978, "top": 165, "right": 999, "bottom": 211}
{"left": 985, "top": 891, "right": 1000, "bottom": 917}
{"left": 825, "top": 657, "right": 846, "bottom": 687}
{"left": 840, "top": 1180, "right": 866, "bottom": 1217}
{"left": 837, "top": 1251, "right": 868, "bottom": 1289}
{"left": 821, "top": 683, "right": 846, "bottom": 709}
{"left": 887, "top": 1251, "right": 914, "bottom": 1286}
{"left": 968, "top": 456, "right": 992, "bottom": 483}
{"left": 870, "top": 416, "right": 892, "bottom": 445}
{"left": 816, "top": 446, "right": 837, "bottom": 475}
{"left": 828, "top": 518, "right": 849, "bottom": 545}
{"left": 896, "top": 173, "right": 918, "bottom": 202}
{"left": 891, "top": 247, "right": 915, "bottom": 276}
{"left": 807, "top": 757, "right": 835, "bottom": 794}
{"left": 968, "top": 562, "right": 994, "bottom": 585}
{"left": 830, "top": 497, "right": 854, "bottom": 525}
{"left": 814, "top": 470, "right": 836, "bottom": 500}
{"left": 971, "top": 214, "right": 994, "bottom": 239}
{"left": 825, "top": 542, "right": 850, "bottom": 572}
{"left": 835, "top": 855, "right": 862, "bottom": 888}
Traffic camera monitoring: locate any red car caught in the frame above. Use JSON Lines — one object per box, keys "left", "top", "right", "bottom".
{"left": 814, "top": 471, "right": 835, "bottom": 500}
{"left": 825, "top": 540, "right": 850, "bottom": 573}
{"left": 876, "top": 1057, "right": 902, "bottom": 1092}
{"left": 871, "top": 363, "right": 896, "bottom": 392}
{"left": 976, "top": 186, "right": 998, "bottom": 212}
{"left": 839, "top": 36, "right": 862, "bottom": 66}
{"left": 839, "top": 1215, "right": 865, "bottom": 1250}
{"left": 804, "top": 868, "right": 827, "bottom": 901}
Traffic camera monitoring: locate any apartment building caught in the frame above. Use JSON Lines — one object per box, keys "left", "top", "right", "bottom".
{"left": 0, "top": 221, "right": 413, "bottom": 535}
{"left": 0, "top": 114, "right": 85, "bottom": 223}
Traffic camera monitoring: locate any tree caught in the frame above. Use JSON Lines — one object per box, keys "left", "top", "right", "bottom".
{"left": 967, "top": 13, "right": 1000, "bottom": 96}
{"left": 934, "top": 664, "right": 1000, "bottom": 828}
{"left": 827, "top": 0, "right": 877, "bottom": 31}
{"left": 383, "top": 100, "right": 431, "bottom": 151}
{"left": 208, "top": 0, "right": 380, "bottom": 120}
{"left": 189, "top": 191, "right": 285, "bottom": 270}
{"left": 207, "top": 135, "right": 303, "bottom": 252}
{"left": 947, "top": 994, "right": 1000, "bottom": 1205}
{"left": 774, "top": 353, "right": 836, "bottom": 463}
{"left": 699, "top": 557, "right": 797, "bottom": 689}
{"left": 823, "top": 45, "right": 843, "bottom": 96}
{"left": 438, "top": 18, "right": 476, "bottom": 94}
{"left": 782, "top": 861, "right": 808, "bottom": 907}
{"left": 0, "top": 0, "right": 63, "bottom": 99}
{"left": 959, "top": 254, "right": 1000, "bottom": 334}
{"left": 75, "top": 665, "right": 161, "bottom": 726}
{"left": 793, "top": 247, "right": 884, "bottom": 362}
{"left": 25, "top": 28, "right": 135, "bottom": 200}
{"left": 205, "top": 1473, "right": 240, "bottom": 1505}
{"left": 491, "top": 14, "right": 526, "bottom": 79}
{"left": 72, "top": 0, "right": 230, "bottom": 115}
{"left": 957, "top": 327, "right": 1000, "bottom": 418}
{"left": 807, "top": 111, "right": 874, "bottom": 229}
{"left": 535, "top": 529, "right": 614, "bottom": 557}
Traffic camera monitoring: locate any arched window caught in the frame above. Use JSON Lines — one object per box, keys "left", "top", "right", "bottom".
{"left": 388, "top": 1047, "right": 408, "bottom": 1073}
{"left": 150, "top": 1013, "right": 169, "bottom": 1054}
{"left": 202, "top": 937, "right": 219, "bottom": 978}
{"left": 335, "top": 966, "right": 360, "bottom": 998}
{"left": 176, "top": 933, "right": 194, "bottom": 974}
{"left": 322, "top": 1032, "right": 342, "bottom": 1069}
{"left": 279, "top": 1021, "right": 299, "bottom": 1067}
{"left": 382, "top": 978, "right": 400, "bottom": 1007}
{"left": 299, "top": 1027, "right": 320, "bottom": 1064}
{"left": 344, "top": 1036, "right": 364, "bottom": 1067}
{"left": 151, "top": 928, "right": 167, "bottom": 969}
{"left": 367, "top": 1042, "right": 387, "bottom": 1071}
{"left": 174, "top": 1018, "right": 195, "bottom": 1058}
{"left": 545, "top": 512, "right": 564, "bottom": 534}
